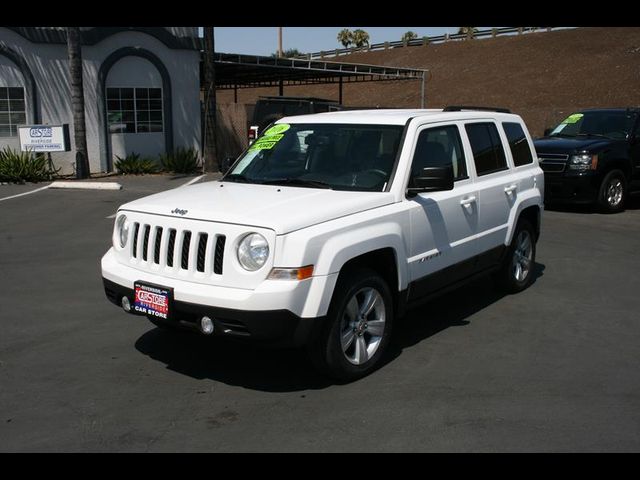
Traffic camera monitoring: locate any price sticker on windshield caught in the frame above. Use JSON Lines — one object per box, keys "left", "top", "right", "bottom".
{"left": 249, "top": 124, "right": 291, "bottom": 151}
{"left": 263, "top": 124, "right": 290, "bottom": 136}
{"left": 561, "top": 113, "right": 584, "bottom": 124}
{"left": 249, "top": 140, "right": 278, "bottom": 151}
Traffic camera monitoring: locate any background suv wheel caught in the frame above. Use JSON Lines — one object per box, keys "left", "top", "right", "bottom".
{"left": 597, "top": 169, "right": 627, "bottom": 213}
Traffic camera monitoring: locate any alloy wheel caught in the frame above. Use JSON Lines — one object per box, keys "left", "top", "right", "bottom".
{"left": 512, "top": 230, "right": 533, "bottom": 282}
{"left": 340, "top": 287, "right": 386, "bottom": 365}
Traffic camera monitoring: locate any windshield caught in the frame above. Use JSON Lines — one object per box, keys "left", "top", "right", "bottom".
{"left": 225, "top": 123, "right": 404, "bottom": 191}
{"left": 549, "top": 111, "right": 636, "bottom": 140}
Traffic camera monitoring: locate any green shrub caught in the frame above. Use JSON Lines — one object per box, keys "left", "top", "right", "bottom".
{"left": 0, "top": 146, "right": 60, "bottom": 183}
{"left": 160, "top": 147, "right": 201, "bottom": 174}
{"left": 114, "top": 152, "right": 159, "bottom": 174}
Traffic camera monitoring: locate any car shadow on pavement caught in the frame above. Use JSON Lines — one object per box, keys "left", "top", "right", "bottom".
{"left": 135, "top": 263, "right": 545, "bottom": 392}
{"left": 381, "top": 262, "right": 545, "bottom": 369}
{"left": 135, "top": 329, "right": 334, "bottom": 392}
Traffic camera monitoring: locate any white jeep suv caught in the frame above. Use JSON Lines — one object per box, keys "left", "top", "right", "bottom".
{"left": 101, "top": 107, "right": 544, "bottom": 380}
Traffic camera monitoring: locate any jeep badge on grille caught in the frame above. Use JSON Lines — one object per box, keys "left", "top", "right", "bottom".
{"left": 171, "top": 208, "right": 188, "bottom": 216}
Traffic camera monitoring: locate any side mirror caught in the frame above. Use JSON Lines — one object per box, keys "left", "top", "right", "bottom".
{"left": 543, "top": 127, "right": 553, "bottom": 137}
{"left": 219, "top": 157, "right": 233, "bottom": 174}
{"left": 407, "top": 165, "right": 454, "bottom": 197}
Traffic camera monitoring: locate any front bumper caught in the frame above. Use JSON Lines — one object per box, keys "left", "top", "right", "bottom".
{"left": 544, "top": 171, "right": 601, "bottom": 205}
{"left": 101, "top": 248, "right": 336, "bottom": 346}
{"left": 103, "top": 278, "right": 321, "bottom": 346}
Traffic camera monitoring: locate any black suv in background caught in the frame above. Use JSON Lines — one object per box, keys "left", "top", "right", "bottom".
{"left": 534, "top": 108, "right": 640, "bottom": 212}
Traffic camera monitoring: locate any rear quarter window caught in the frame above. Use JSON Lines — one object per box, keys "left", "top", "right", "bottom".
{"left": 502, "top": 122, "right": 534, "bottom": 167}
{"left": 464, "top": 122, "right": 508, "bottom": 176}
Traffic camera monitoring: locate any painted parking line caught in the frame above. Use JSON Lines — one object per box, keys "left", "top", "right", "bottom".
{"left": 178, "top": 174, "right": 205, "bottom": 188}
{"left": 0, "top": 185, "right": 50, "bottom": 203}
{"left": 106, "top": 213, "right": 117, "bottom": 219}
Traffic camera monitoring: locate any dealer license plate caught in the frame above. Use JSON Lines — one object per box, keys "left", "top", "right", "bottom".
{"left": 133, "top": 282, "right": 173, "bottom": 320}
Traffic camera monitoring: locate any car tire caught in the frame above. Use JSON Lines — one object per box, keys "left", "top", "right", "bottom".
{"left": 597, "top": 169, "right": 627, "bottom": 213}
{"left": 494, "top": 218, "right": 537, "bottom": 294}
{"left": 308, "top": 268, "right": 394, "bottom": 382}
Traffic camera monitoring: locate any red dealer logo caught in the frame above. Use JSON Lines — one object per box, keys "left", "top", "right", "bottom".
{"left": 135, "top": 288, "right": 168, "bottom": 314}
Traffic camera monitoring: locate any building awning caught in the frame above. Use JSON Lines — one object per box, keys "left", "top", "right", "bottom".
{"left": 213, "top": 52, "right": 428, "bottom": 88}
{"left": 211, "top": 52, "right": 430, "bottom": 106}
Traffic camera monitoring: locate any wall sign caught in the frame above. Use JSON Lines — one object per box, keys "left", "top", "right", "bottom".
{"left": 18, "top": 124, "right": 71, "bottom": 152}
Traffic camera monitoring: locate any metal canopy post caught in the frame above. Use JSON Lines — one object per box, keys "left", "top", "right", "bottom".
{"left": 338, "top": 77, "right": 343, "bottom": 104}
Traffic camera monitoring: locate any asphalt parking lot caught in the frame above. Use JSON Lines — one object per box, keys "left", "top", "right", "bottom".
{"left": 1, "top": 176, "right": 639, "bottom": 452}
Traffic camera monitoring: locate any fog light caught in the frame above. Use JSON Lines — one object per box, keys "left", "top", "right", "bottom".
{"left": 121, "top": 296, "right": 131, "bottom": 312}
{"left": 200, "top": 316, "right": 214, "bottom": 335}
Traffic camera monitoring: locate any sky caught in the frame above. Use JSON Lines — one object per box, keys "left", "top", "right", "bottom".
{"left": 214, "top": 27, "right": 468, "bottom": 56}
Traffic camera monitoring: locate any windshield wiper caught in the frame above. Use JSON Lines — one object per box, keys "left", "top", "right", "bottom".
{"left": 223, "top": 173, "right": 252, "bottom": 183}
{"left": 260, "top": 178, "right": 333, "bottom": 189}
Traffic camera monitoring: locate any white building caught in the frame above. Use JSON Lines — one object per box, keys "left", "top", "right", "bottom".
{"left": 0, "top": 27, "right": 201, "bottom": 174}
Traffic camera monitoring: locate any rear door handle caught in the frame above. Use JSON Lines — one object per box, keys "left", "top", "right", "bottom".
{"left": 504, "top": 185, "right": 518, "bottom": 194}
{"left": 460, "top": 195, "right": 477, "bottom": 207}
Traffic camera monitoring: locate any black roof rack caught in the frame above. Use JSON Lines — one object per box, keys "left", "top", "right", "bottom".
{"left": 443, "top": 105, "right": 511, "bottom": 114}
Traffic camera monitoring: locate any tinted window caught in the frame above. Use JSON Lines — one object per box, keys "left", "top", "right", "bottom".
{"left": 411, "top": 125, "right": 467, "bottom": 181}
{"left": 503, "top": 122, "right": 533, "bottom": 167}
{"left": 465, "top": 123, "right": 508, "bottom": 176}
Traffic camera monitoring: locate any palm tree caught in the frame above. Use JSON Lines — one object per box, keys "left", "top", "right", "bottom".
{"left": 66, "top": 27, "right": 89, "bottom": 178}
{"left": 337, "top": 28, "right": 353, "bottom": 48}
{"left": 203, "top": 26, "right": 218, "bottom": 172}
{"left": 402, "top": 31, "right": 418, "bottom": 43}
{"left": 352, "top": 29, "right": 370, "bottom": 48}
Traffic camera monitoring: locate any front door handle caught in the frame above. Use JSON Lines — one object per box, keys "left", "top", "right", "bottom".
{"left": 460, "top": 195, "right": 477, "bottom": 208}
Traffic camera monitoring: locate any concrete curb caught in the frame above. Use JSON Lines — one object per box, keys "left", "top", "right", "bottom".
{"left": 49, "top": 181, "right": 122, "bottom": 191}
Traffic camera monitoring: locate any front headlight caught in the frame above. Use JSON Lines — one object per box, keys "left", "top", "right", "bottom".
{"left": 115, "top": 214, "right": 129, "bottom": 248}
{"left": 568, "top": 153, "right": 598, "bottom": 171}
{"left": 237, "top": 233, "right": 269, "bottom": 271}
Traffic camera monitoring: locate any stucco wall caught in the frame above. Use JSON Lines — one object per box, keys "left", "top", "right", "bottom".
{"left": 0, "top": 27, "right": 201, "bottom": 175}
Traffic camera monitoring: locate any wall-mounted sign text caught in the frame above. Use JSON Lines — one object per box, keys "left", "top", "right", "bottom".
{"left": 18, "top": 124, "right": 71, "bottom": 152}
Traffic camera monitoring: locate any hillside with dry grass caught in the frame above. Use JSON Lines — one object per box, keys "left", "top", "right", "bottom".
{"left": 218, "top": 27, "right": 640, "bottom": 136}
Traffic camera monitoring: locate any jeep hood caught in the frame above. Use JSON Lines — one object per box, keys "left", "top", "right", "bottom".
{"left": 119, "top": 180, "right": 395, "bottom": 234}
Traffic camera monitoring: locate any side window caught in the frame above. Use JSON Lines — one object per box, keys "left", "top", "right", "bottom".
{"left": 503, "top": 122, "right": 533, "bottom": 167}
{"left": 411, "top": 125, "right": 468, "bottom": 181}
{"left": 465, "top": 122, "right": 508, "bottom": 176}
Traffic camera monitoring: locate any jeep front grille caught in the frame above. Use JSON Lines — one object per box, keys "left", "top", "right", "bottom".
{"left": 166, "top": 229, "right": 176, "bottom": 267}
{"left": 214, "top": 235, "right": 226, "bottom": 275}
{"left": 130, "top": 222, "right": 226, "bottom": 276}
